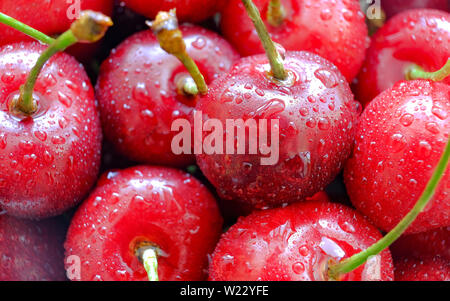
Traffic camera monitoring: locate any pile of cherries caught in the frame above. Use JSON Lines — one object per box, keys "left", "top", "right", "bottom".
{"left": 0, "top": 0, "right": 449, "bottom": 282}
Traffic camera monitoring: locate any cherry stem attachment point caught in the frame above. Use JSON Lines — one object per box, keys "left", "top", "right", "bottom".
{"left": 328, "top": 139, "right": 450, "bottom": 280}
{"left": 267, "top": 0, "right": 286, "bottom": 27}
{"left": 137, "top": 247, "right": 159, "bottom": 281}
{"left": 406, "top": 58, "right": 450, "bottom": 82}
{"left": 242, "top": 0, "right": 287, "bottom": 81}
{"left": 0, "top": 12, "right": 55, "bottom": 45}
{"left": 147, "top": 10, "right": 208, "bottom": 96}
{"left": 12, "top": 11, "right": 112, "bottom": 115}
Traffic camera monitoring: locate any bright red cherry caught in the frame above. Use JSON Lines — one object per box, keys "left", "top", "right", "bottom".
{"left": 345, "top": 80, "right": 449, "bottom": 234}
{"left": 0, "top": 214, "right": 67, "bottom": 281}
{"left": 354, "top": 9, "right": 450, "bottom": 106}
{"left": 382, "top": 0, "right": 449, "bottom": 19}
{"left": 196, "top": 51, "right": 360, "bottom": 210}
{"left": 64, "top": 165, "right": 223, "bottom": 281}
{"left": 394, "top": 256, "right": 450, "bottom": 281}
{"left": 221, "top": 0, "right": 369, "bottom": 82}
{"left": 209, "top": 200, "right": 394, "bottom": 281}
{"left": 96, "top": 25, "right": 239, "bottom": 167}
{"left": 0, "top": 42, "right": 102, "bottom": 219}
{"left": 122, "top": 0, "right": 225, "bottom": 23}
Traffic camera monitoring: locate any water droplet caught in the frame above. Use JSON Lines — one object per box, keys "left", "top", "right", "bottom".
{"left": 57, "top": 92, "right": 73, "bottom": 107}
{"left": 390, "top": 133, "right": 406, "bottom": 153}
{"left": 34, "top": 131, "right": 47, "bottom": 142}
{"left": 431, "top": 107, "right": 447, "bottom": 120}
{"left": 192, "top": 37, "right": 206, "bottom": 49}
{"left": 400, "top": 113, "right": 414, "bottom": 126}
{"left": 0, "top": 134, "right": 6, "bottom": 149}
{"left": 314, "top": 68, "right": 338, "bottom": 88}
{"left": 1, "top": 72, "right": 14, "bottom": 83}
{"left": 425, "top": 122, "right": 440, "bottom": 134}
{"left": 133, "top": 83, "right": 150, "bottom": 104}
{"left": 306, "top": 117, "right": 316, "bottom": 128}
{"left": 318, "top": 117, "right": 330, "bottom": 130}
{"left": 51, "top": 136, "right": 66, "bottom": 145}
{"left": 418, "top": 141, "right": 432, "bottom": 157}
{"left": 320, "top": 8, "right": 332, "bottom": 21}
{"left": 292, "top": 262, "right": 305, "bottom": 274}
{"left": 251, "top": 99, "right": 285, "bottom": 118}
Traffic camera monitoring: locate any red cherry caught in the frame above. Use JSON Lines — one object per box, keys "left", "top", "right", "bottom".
{"left": 0, "top": 0, "right": 113, "bottom": 62}
{"left": 345, "top": 80, "right": 449, "bottom": 234}
{"left": 0, "top": 42, "right": 102, "bottom": 219}
{"left": 382, "top": 0, "right": 449, "bottom": 19}
{"left": 96, "top": 25, "right": 239, "bottom": 167}
{"left": 354, "top": 9, "right": 450, "bottom": 106}
{"left": 220, "top": 0, "right": 368, "bottom": 81}
{"left": 196, "top": 51, "right": 360, "bottom": 211}
{"left": 209, "top": 200, "right": 394, "bottom": 281}
{"left": 0, "top": 214, "right": 67, "bottom": 281}
{"left": 394, "top": 256, "right": 450, "bottom": 281}
{"left": 64, "top": 165, "right": 223, "bottom": 281}
{"left": 391, "top": 227, "right": 450, "bottom": 260}
{"left": 122, "top": 0, "right": 225, "bottom": 23}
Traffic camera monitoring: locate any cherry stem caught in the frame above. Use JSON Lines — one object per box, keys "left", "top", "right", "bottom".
{"left": 328, "top": 139, "right": 450, "bottom": 280}
{"left": 13, "top": 11, "right": 112, "bottom": 115}
{"left": 147, "top": 10, "right": 208, "bottom": 96}
{"left": 0, "top": 12, "right": 55, "bottom": 45}
{"left": 406, "top": 58, "right": 450, "bottom": 82}
{"left": 137, "top": 247, "right": 159, "bottom": 281}
{"left": 267, "top": 0, "right": 286, "bottom": 27}
{"left": 242, "top": 0, "right": 287, "bottom": 81}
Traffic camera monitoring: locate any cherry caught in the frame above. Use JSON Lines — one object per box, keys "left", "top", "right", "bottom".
{"left": 391, "top": 227, "right": 450, "bottom": 260}
{"left": 121, "top": 0, "right": 225, "bottom": 23}
{"left": 0, "top": 214, "right": 67, "bottom": 281}
{"left": 382, "top": 0, "right": 449, "bottom": 19}
{"left": 354, "top": 9, "right": 450, "bottom": 106}
{"left": 64, "top": 165, "right": 223, "bottom": 281}
{"left": 196, "top": 0, "right": 359, "bottom": 211}
{"left": 96, "top": 14, "right": 239, "bottom": 167}
{"left": 0, "top": 12, "right": 112, "bottom": 219}
{"left": 220, "top": 0, "right": 368, "bottom": 82}
{"left": 0, "top": 0, "right": 113, "bottom": 62}
{"left": 345, "top": 80, "right": 450, "bottom": 234}
{"left": 209, "top": 200, "right": 395, "bottom": 281}
{"left": 394, "top": 256, "right": 449, "bottom": 281}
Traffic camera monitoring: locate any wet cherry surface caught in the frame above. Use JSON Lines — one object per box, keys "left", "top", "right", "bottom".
{"left": 196, "top": 51, "right": 360, "bottom": 211}
{"left": 65, "top": 166, "right": 223, "bottom": 281}
{"left": 0, "top": 42, "right": 102, "bottom": 219}
{"left": 394, "top": 256, "right": 450, "bottom": 281}
{"left": 382, "top": 0, "right": 449, "bottom": 19}
{"left": 354, "top": 9, "right": 450, "bottom": 106}
{"left": 0, "top": 214, "right": 67, "bottom": 281}
{"left": 96, "top": 25, "right": 239, "bottom": 167}
{"left": 209, "top": 200, "right": 394, "bottom": 281}
{"left": 345, "top": 80, "right": 450, "bottom": 234}
{"left": 221, "top": 0, "right": 368, "bottom": 81}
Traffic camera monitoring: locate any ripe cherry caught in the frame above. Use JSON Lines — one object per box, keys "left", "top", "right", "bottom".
{"left": 0, "top": 0, "right": 114, "bottom": 62}
{"left": 382, "top": 0, "right": 449, "bottom": 19}
{"left": 0, "top": 12, "right": 111, "bottom": 219}
{"left": 394, "top": 256, "right": 449, "bottom": 281}
{"left": 345, "top": 80, "right": 450, "bottom": 234}
{"left": 220, "top": 0, "right": 369, "bottom": 82}
{"left": 196, "top": 0, "right": 359, "bottom": 211}
{"left": 121, "top": 0, "right": 225, "bottom": 23}
{"left": 64, "top": 165, "right": 223, "bottom": 281}
{"left": 0, "top": 214, "right": 67, "bottom": 281}
{"left": 96, "top": 13, "right": 239, "bottom": 167}
{"left": 354, "top": 9, "right": 450, "bottom": 106}
{"left": 209, "top": 200, "right": 394, "bottom": 281}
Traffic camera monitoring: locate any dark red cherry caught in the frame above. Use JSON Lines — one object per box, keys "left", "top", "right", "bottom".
{"left": 0, "top": 42, "right": 102, "bottom": 219}
{"left": 209, "top": 200, "right": 394, "bottom": 281}
{"left": 64, "top": 165, "right": 223, "bottom": 281}
{"left": 394, "top": 256, "right": 449, "bottom": 281}
{"left": 382, "top": 0, "right": 449, "bottom": 19}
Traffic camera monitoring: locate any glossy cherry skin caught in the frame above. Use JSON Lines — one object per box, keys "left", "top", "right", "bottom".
{"left": 209, "top": 200, "right": 394, "bottom": 281}
{"left": 0, "top": 214, "right": 67, "bottom": 281}
{"left": 391, "top": 227, "right": 450, "bottom": 260}
{"left": 0, "top": 42, "right": 102, "bottom": 219}
{"left": 345, "top": 80, "right": 449, "bottom": 234}
{"left": 382, "top": 0, "right": 449, "bottom": 19}
{"left": 96, "top": 25, "right": 239, "bottom": 167}
{"left": 196, "top": 51, "right": 360, "bottom": 211}
{"left": 354, "top": 9, "right": 450, "bottom": 106}
{"left": 220, "top": 0, "right": 368, "bottom": 82}
{"left": 122, "top": 0, "right": 225, "bottom": 23}
{"left": 0, "top": 0, "right": 113, "bottom": 62}
{"left": 394, "top": 256, "right": 450, "bottom": 281}
{"left": 64, "top": 165, "right": 223, "bottom": 281}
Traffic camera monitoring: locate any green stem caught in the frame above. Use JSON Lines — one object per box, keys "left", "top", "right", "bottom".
{"left": 406, "top": 59, "right": 450, "bottom": 82}
{"left": 267, "top": 0, "right": 286, "bottom": 27}
{"left": 141, "top": 248, "right": 159, "bottom": 281}
{"left": 175, "top": 53, "right": 207, "bottom": 95}
{"left": 328, "top": 139, "right": 450, "bottom": 280}
{"left": 242, "top": 0, "right": 287, "bottom": 80}
{"left": 0, "top": 12, "right": 55, "bottom": 45}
